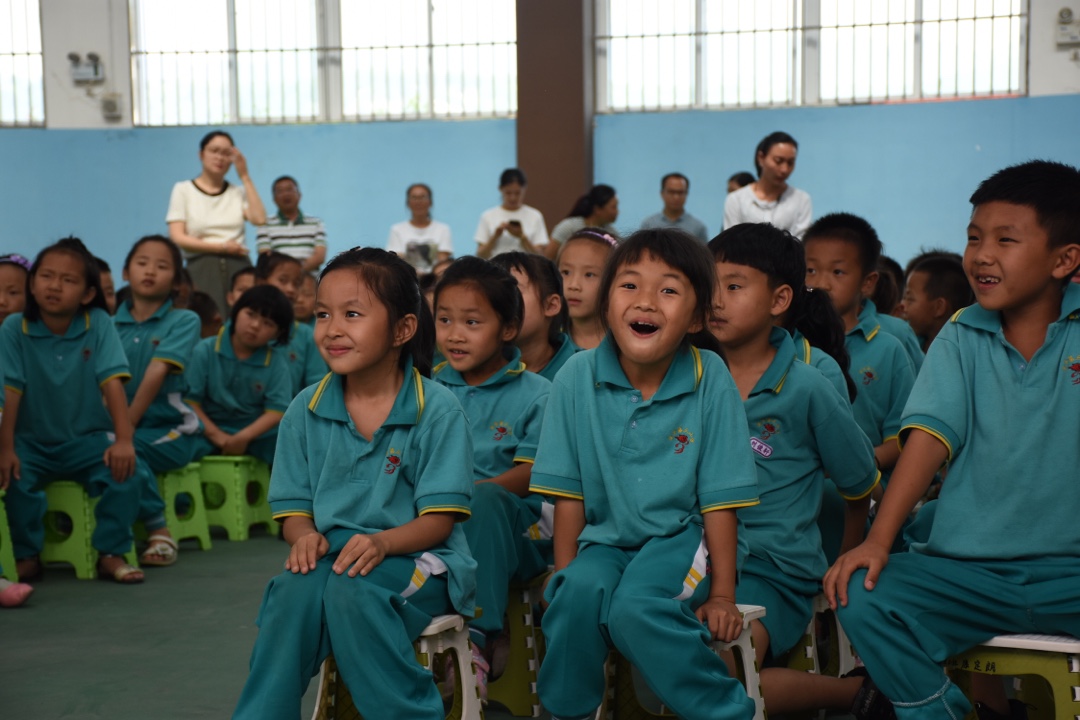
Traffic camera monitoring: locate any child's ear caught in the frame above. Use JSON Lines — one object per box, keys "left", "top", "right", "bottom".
{"left": 543, "top": 293, "right": 562, "bottom": 319}
{"left": 931, "top": 296, "right": 950, "bottom": 320}
{"left": 393, "top": 314, "right": 418, "bottom": 348}
{"left": 860, "top": 270, "right": 880, "bottom": 300}
{"left": 501, "top": 321, "right": 520, "bottom": 344}
{"left": 81, "top": 285, "right": 97, "bottom": 306}
{"left": 771, "top": 284, "right": 793, "bottom": 318}
{"left": 122, "top": 267, "right": 130, "bottom": 283}
{"left": 1051, "top": 243, "right": 1080, "bottom": 281}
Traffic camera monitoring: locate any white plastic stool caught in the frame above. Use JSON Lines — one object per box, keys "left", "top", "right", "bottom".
{"left": 711, "top": 604, "right": 768, "bottom": 720}
{"left": 310, "top": 613, "right": 483, "bottom": 720}
{"left": 810, "top": 593, "right": 859, "bottom": 677}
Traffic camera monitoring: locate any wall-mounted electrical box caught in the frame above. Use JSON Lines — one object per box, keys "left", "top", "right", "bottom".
{"left": 1058, "top": 7, "right": 1080, "bottom": 46}
{"left": 67, "top": 52, "right": 105, "bottom": 84}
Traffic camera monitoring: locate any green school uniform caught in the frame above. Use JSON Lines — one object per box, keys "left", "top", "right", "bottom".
{"left": 536, "top": 332, "right": 579, "bottom": 382}
{"left": 861, "top": 299, "right": 924, "bottom": 373}
{"left": 844, "top": 310, "right": 917, "bottom": 452}
{"left": 277, "top": 320, "right": 328, "bottom": 396}
{"left": 792, "top": 330, "right": 849, "bottom": 400}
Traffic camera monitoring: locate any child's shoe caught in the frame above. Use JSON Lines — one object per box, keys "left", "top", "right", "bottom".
{"left": 975, "top": 700, "right": 1029, "bottom": 720}
{"left": 0, "top": 579, "right": 34, "bottom": 607}
{"left": 471, "top": 642, "right": 490, "bottom": 703}
{"left": 847, "top": 668, "right": 897, "bottom": 720}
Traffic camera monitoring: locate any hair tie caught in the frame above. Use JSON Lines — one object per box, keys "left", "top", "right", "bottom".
{"left": 0, "top": 254, "right": 31, "bottom": 271}
{"left": 576, "top": 230, "right": 617, "bottom": 247}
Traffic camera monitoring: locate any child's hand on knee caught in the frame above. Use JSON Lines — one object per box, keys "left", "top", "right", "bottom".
{"left": 103, "top": 439, "right": 136, "bottom": 481}
{"left": 286, "top": 531, "right": 328, "bottom": 574}
{"left": 334, "top": 533, "right": 388, "bottom": 577}
{"left": 695, "top": 596, "right": 743, "bottom": 644}
{"left": 823, "top": 540, "right": 890, "bottom": 610}
{"left": 0, "top": 447, "right": 20, "bottom": 489}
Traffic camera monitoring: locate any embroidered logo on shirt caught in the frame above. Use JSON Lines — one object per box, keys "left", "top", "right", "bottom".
{"left": 755, "top": 418, "right": 781, "bottom": 441}
{"left": 151, "top": 337, "right": 161, "bottom": 348}
{"left": 253, "top": 382, "right": 264, "bottom": 394}
{"left": 859, "top": 366, "right": 877, "bottom": 385}
{"left": 669, "top": 428, "right": 694, "bottom": 454}
{"left": 1065, "top": 356, "right": 1080, "bottom": 385}
{"left": 750, "top": 437, "right": 773, "bottom": 458}
{"left": 384, "top": 449, "right": 402, "bottom": 475}
{"left": 288, "top": 351, "right": 298, "bottom": 363}
{"left": 82, "top": 348, "right": 92, "bottom": 362}
{"left": 490, "top": 421, "right": 512, "bottom": 441}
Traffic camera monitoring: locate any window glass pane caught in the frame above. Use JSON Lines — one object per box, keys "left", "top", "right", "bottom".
{"left": 235, "top": 0, "right": 320, "bottom": 121}
{"left": 0, "top": 0, "right": 44, "bottom": 126}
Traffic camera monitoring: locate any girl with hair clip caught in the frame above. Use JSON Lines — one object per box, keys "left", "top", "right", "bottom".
{"left": 233, "top": 248, "right": 476, "bottom": 720}
{"left": 707, "top": 223, "right": 881, "bottom": 717}
{"left": 531, "top": 228, "right": 760, "bottom": 720}
{"left": 491, "top": 251, "right": 577, "bottom": 381}
{"left": 432, "top": 256, "right": 551, "bottom": 697}
{"left": 114, "top": 234, "right": 202, "bottom": 567}
{"left": 253, "top": 252, "right": 328, "bottom": 396}
{"left": 0, "top": 237, "right": 154, "bottom": 584}
{"left": 185, "top": 285, "right": 294, "bottom": 466}
{"left": 547, "top": 184, "right": 620, "bottom": 259}
{"left": 557, "top": 227, "right": 618, "bottom": 351}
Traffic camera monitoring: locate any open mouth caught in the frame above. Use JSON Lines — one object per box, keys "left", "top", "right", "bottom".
{"left": 630, "top": 321, "right": 659, "bottom": 336}
{"left": 974, "top": 274, "right": 1001, "bottom": 287}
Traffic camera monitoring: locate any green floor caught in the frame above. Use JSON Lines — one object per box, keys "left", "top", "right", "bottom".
{"left": 0, "top": 532, "right": 541, "bottom": 720}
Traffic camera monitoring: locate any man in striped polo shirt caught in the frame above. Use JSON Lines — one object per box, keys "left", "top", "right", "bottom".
{"left": 256, "top": 176, "right": 327, "bottom": 272}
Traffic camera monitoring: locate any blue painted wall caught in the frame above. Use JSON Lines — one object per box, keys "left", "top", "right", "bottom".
{"left": 596, "top": 94, "right": 1080, "bottom": 264}
{"left": 0, "top": 119, "right": 516, "bottom": 275}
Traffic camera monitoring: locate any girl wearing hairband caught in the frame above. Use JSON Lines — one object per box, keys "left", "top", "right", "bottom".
{"left": 557, "top": 228, "right": 617, "bottom": 350}
{"left": 0, "top": 254, "right": 30, "bottom": 327}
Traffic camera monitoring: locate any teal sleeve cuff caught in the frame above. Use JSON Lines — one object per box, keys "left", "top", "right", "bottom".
{"left": 417, "top": 492, "right": 471, "bottom": 517}
{"left": 270, "top": 499, "right": 313, "bottom": 519}
{"left": 838, "top": 469, "right": 881, "bottom": 501}
{"left": 699, "top": 487, "right": 760, "bottom": 512}
{"left": 529, "top": 471, "right": 584, "bottom": 500}
{"left": 899, "top": 415, "right": 961, "bottom": 462}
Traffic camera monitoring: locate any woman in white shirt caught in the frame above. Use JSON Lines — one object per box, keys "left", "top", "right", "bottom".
{"left": 386, "top": 183, "right": 453, "bottom": 274}
{"left": 166, "top": 131, "right": 267, "bottom": 313}
{"left": 723, "top": 131, "right": 812, "bottom": 238}
{"left": 474, "top": 168, "right": 549, "bottom": 258}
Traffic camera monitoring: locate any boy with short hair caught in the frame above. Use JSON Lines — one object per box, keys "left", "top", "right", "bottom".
{"left": 226, "top": 266, "right": 256, "bottom": 311}
{"left": 901, "top": 256, "right": 973, "bottom": 352}
{"left": 825, "top": 160, "right": 1080, "bottom": 720}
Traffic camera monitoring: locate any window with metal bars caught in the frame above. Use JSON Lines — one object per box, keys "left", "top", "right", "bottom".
{"left": 596, "top": 0, "right": 1026, "bottom": 113}
{"left": 0, "top": 0, "right": 44, "bottom": 127}
{"left": 129, "top": 0, "right": 516, "bottom": 127}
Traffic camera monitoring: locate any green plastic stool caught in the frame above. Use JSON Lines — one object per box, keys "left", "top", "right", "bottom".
{"left": 200, "top": 456, "right": 277, "bottom": 541}
{"left": 41, "top": 481, "right": 138, "bottom": 580}
{"left": 0, "top": 490, "right": 17, "bottom": 582}
{"left": 488, "top": 573, "right": 548, "bottom": 716}
{"left": 157, "top": 463, "right": 212, "bottom": 550}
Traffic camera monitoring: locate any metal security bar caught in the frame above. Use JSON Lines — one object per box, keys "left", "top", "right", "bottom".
{"left": 0, "top": 0, "right": 44, "bottom": 127}
{"left": 596, "top": 0, "right": 1026, "bottom": 113}
{"left": 130, "top": 0, "right": 516, "bottom": 127}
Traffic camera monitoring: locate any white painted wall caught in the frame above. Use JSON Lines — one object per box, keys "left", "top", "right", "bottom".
{"left": 1029, "top": 0, "right": 1080, "bottom": 95}
{"left": 41, "top": 0, "right": 131, "bottom": 129}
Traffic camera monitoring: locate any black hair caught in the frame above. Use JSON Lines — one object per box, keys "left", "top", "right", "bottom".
{"left": 903, "top": 248, "right": 962, "bottom": 279}
{"left": 598, "top": 228, "right": 722, "bottom": 356}
{"left": 272, "top": 175, "right": 298, "bottom": 192}
{"left": 567, "top": 184, "right": 617, "bottom": 219}
{"left": 188, "top": 290, "right": 221, "bottom": 325}
{"left": 754, "top": 132, "right": 798, "bottom": 177}
{"left": 123, "top": 234, "right": 183, "bottom": 287}
{"left": 491, "top": 251, "right": 568, "bottom": 348}
{"left": 178, "top": 267, "right": 193, "bottom": 287}
{"left": 94, "top": 256, "right": 111, "bottom": 274}
{"left": 728, "top": 171, "right": 756, "bottom": 188}
{"left": 661, "top": 173, "right": 689, "bottom": 191}
{"left": 873, "top": 255, "right": 904, "bottom": 314}
{"left": 557, "top": 226, "right": 619, "bottom": 264}
{"left": 418, "top": 272, "right": 439, "bottom": 294}
{"left": 255, "top": 251, "right": 302, "bottom": 280}
{"left": 499, "top": 168, "right": 527, "bottom": 188}
{"left": 229, "top": 285, "right": 294, "bottom": 346}
{"left": 24, "top": 237, "right": 109, "bottom": 322}
{"left": 406, "top": 183, "right": 433, "bottom": 203}
{"left": 803, "top": 212, "right": 882, "bottom": 277}
{"left": 115, "top": 286, "right": 131, "bottom": 307}
{"left": 969, "top": 160, "right": 1080, "bottom": 250}
{"left": 319, "top": 247, "right": 435, "bottom": 377}
{"left": 435, "top": 256, "right": 523, "bottom": 354}
{"left": 230, "top": 266, "right": 256, "bottom": 291}
{"left": 910, "top": 256, "right": 973, "bottom": 313}
{"left": 199, "top": 130, "right": 234, "bottom": 152}
{"left": 708, "top": 223, "right": 857, "bottom": 402}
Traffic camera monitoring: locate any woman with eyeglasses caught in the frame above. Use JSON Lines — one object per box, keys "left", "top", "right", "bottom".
{"left": 166, "top": 130, "right": 267, "bottom": 314}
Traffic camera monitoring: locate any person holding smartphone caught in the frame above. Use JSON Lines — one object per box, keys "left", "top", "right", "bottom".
{"left": 475, "top": 168, "right": 549, "bottom": 258}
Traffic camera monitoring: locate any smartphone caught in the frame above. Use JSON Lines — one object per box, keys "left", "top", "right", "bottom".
{"left": 508, "top": 220, "right": 522, "bottom": 230}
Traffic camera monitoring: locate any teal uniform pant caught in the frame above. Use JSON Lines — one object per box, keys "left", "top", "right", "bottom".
{"left": 6, "top": 435, "right": 147, "bottom": 558}
{"left": 464, "top": 483, "right": 548, "bottom": 642}
{"left": 540, "top": 524, "right": 755, "bottom": 720}
{"left": 233, "top": 553, "right": 453, "bottom": 720}
{"left": 734, "top": 555, "right": 818, "bottom": 660}
{"left": 838, "top": 552, "right": 1080, "bottom": 720}
{"left": 134, "top": 426, "right": 201, "bottom": 531}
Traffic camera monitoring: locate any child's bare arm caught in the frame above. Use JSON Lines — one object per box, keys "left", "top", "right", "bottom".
{"left": 839, "top": 495, "right": 871, "bottom": 556}
{"left": 101, "top": 377, "right": 137, "bottom": 481}
{"left": 552, "top": 497, "right": 585, "bottom": 572}
{"left": 127, "top": 360, "right": 171, "bottom": 427}
{"left": 0, "top": 388, "right": 22, "bottom": 488}
{"left": 480, "top": 462, "right": 532, "bottom": 496}
{"left": 222, "top": 411, "right": 283, "bottom": 455}
{"left": 873, "top": 439, "right": 901, "bottom": 473}
{"left": 190, "top": 403, "right": 229, "bottom": 448}
{"left": 696, "top": 508, "right": 743, "bottom": 643}
{"left": 283, "top": 515, "right": 328, "bottom": 574}
{"left": 334, "top": 512, "right": 457, "bottom": 578}
{"left": 824, "top": 429, "right": 948, "bottom": 608}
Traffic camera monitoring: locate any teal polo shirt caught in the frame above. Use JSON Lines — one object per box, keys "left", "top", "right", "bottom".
{"left": 530, "top": 337, "right": 759, "bottom": 550}
{"left": 184, "top": 323, "right": 292, "bottom": 430}
{"left": 113, "top": 299, "right": 201, "bottom": 428}
{"left": 845, "top": 310, "right": 917, "bottom": 450}
{"left": 433, "top": 347, "right": 550, "bottom": 481}
{"left": 900, "top": 284, "right": 1080, "bottom": 561}
{"left": 278, "top": 320, "right": 329, "bottom": 397}
{"left": 1, "top": 308, "right": 130, "bottom": 444}
{"left": 741, "top": 328, "right": 879, "bottom": 581}
{"left": 537, "top": 333, "right": 579, "bottom": 382}
{"left": 792, "top": 330, "right": 849, "bottom": 401}
{"left": 861, "top": 300, "right": 924, "bottom": 374}
{"left": 269, "top": 361, "right": 476, "bottom": 615}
